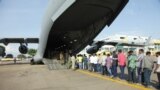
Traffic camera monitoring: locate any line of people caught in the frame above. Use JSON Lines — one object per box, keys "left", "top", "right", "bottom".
{"left": 69, "top": 49, "right": 160, "bottom": 89}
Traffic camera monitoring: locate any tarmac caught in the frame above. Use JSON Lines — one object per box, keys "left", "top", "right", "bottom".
{"left": 0, "top": 61, "right": 159, "bottom": 90}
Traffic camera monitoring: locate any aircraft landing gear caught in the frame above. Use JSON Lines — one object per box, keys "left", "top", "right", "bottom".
{"left": 30, "top": 59, "right": 35, "bottom": 65}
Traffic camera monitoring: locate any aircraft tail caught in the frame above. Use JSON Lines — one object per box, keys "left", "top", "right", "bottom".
{"left": 144, "top": 36, "right": 152, "bottom": 52}
{"left": 145, "top": 36, "right": 152, "bottom": 46}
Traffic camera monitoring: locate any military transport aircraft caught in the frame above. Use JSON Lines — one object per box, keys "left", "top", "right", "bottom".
{"left": 0, "top": 0, "right": 129, "bottom": 64}
{"left": 87, "top": 36, "right": 152, "bottom": 54}
{"left": 86, "top": 41, "right": 146, "bottom": 54}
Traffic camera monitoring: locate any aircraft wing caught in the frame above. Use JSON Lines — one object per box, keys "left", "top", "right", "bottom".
{"left": 118, "top": 43, "right": 145, "bottom": 47}
{"left": 103, "top": 41, "right": 118, "bottom": 46}
{"left": 103, "top": 41, "right": 145, "bottom": 47}
{"left": 0, "top": 38, "right": 39, "bottom": 45}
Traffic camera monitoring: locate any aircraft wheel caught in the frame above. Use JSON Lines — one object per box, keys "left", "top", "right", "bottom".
{"left": 30, "top": 59, "right": 35, "bottom": 65}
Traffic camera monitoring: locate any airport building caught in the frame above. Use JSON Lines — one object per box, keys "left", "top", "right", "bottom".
{"left": 150, "top": 39, "right": 160, "bottom": 53}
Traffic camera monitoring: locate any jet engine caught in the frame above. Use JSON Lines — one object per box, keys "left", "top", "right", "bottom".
{"left": 19, "top": 45, "right": 28, "bottom": 54}
{"left": 0, "top": 45, "right": 6, "bottom": 57}
{"left": 87, "top": 41, "right": 105, "bottom": 54}
{"left": 86, "top": 45, "right": 101, "bottom": 54}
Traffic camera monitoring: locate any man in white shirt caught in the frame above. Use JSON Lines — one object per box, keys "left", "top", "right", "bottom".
{"left": 101, "top": 52, "right": 107, "bottom": 75}
{"left": 97, "top": 54, "right": 102, "bottom": 73}
{"left": 70, "top": 55, "right": 76, "bottom": 70}
{"left": 137, "top": 49, "right": 145, "bottom": 84}
{"left": 90, "top": 54, "right": 98, "bottom": 72}
{"left": 93, "top": 54, "right": 98, "bottom": 72}
{"left": 90, "top": 55, "right": 94, "bottom": 72}
{"left": 155, "top": 52, "right": 160, "bottom": 89}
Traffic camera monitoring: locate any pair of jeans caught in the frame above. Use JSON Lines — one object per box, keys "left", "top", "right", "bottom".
{"left": 128, "top": 67, "right": 136, "bottom": 83}
{"left": 112, "top": 65, "right": 117, "bottom": 77}
{"left": 157, "top": 73, "right": 160, "bottom": 87}
{"left": 143, "top": 68, "right": 152, "bottom": 86}
{"left": 83, "top": 62, "right": 88, "bottom": 70}
{"left": 137, "top": 67, "right": 143, "bottom": 83}
{"left": 88, "top": 63, "right": 92, "bottom": 71}
{"left": 78, "top": 62, "right": 83, "bottom": 69}
{"left": 119, "top": 66, "right": 125, "bottom": 79}
{"left": 93, "top": 64, "right": 97, "bottom": 72}
{"left": 102, "top": 66, "right": 106, "bottom": 75}
{"left": 107, "top": 67, "right": 112, "bottom": 76}
{"left": 97, "top": 64, "right": 101, "bottom": 72}
{"left": 91, "top": 63, "right": 94, "bottom": 72}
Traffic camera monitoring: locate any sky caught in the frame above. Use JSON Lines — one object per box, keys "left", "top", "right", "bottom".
{"left": 0, "top": 0, "right": 160, "bottom": 56}
{"left": 0, "top": 0, "right": 49, "bottom": 56}
{"left": 96, "top": 0, "right": 160, "bottom": 40}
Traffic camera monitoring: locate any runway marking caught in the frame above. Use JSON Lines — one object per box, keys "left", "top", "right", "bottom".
{"left": 77, "top": 70, "right": 152, "bottom": 90}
